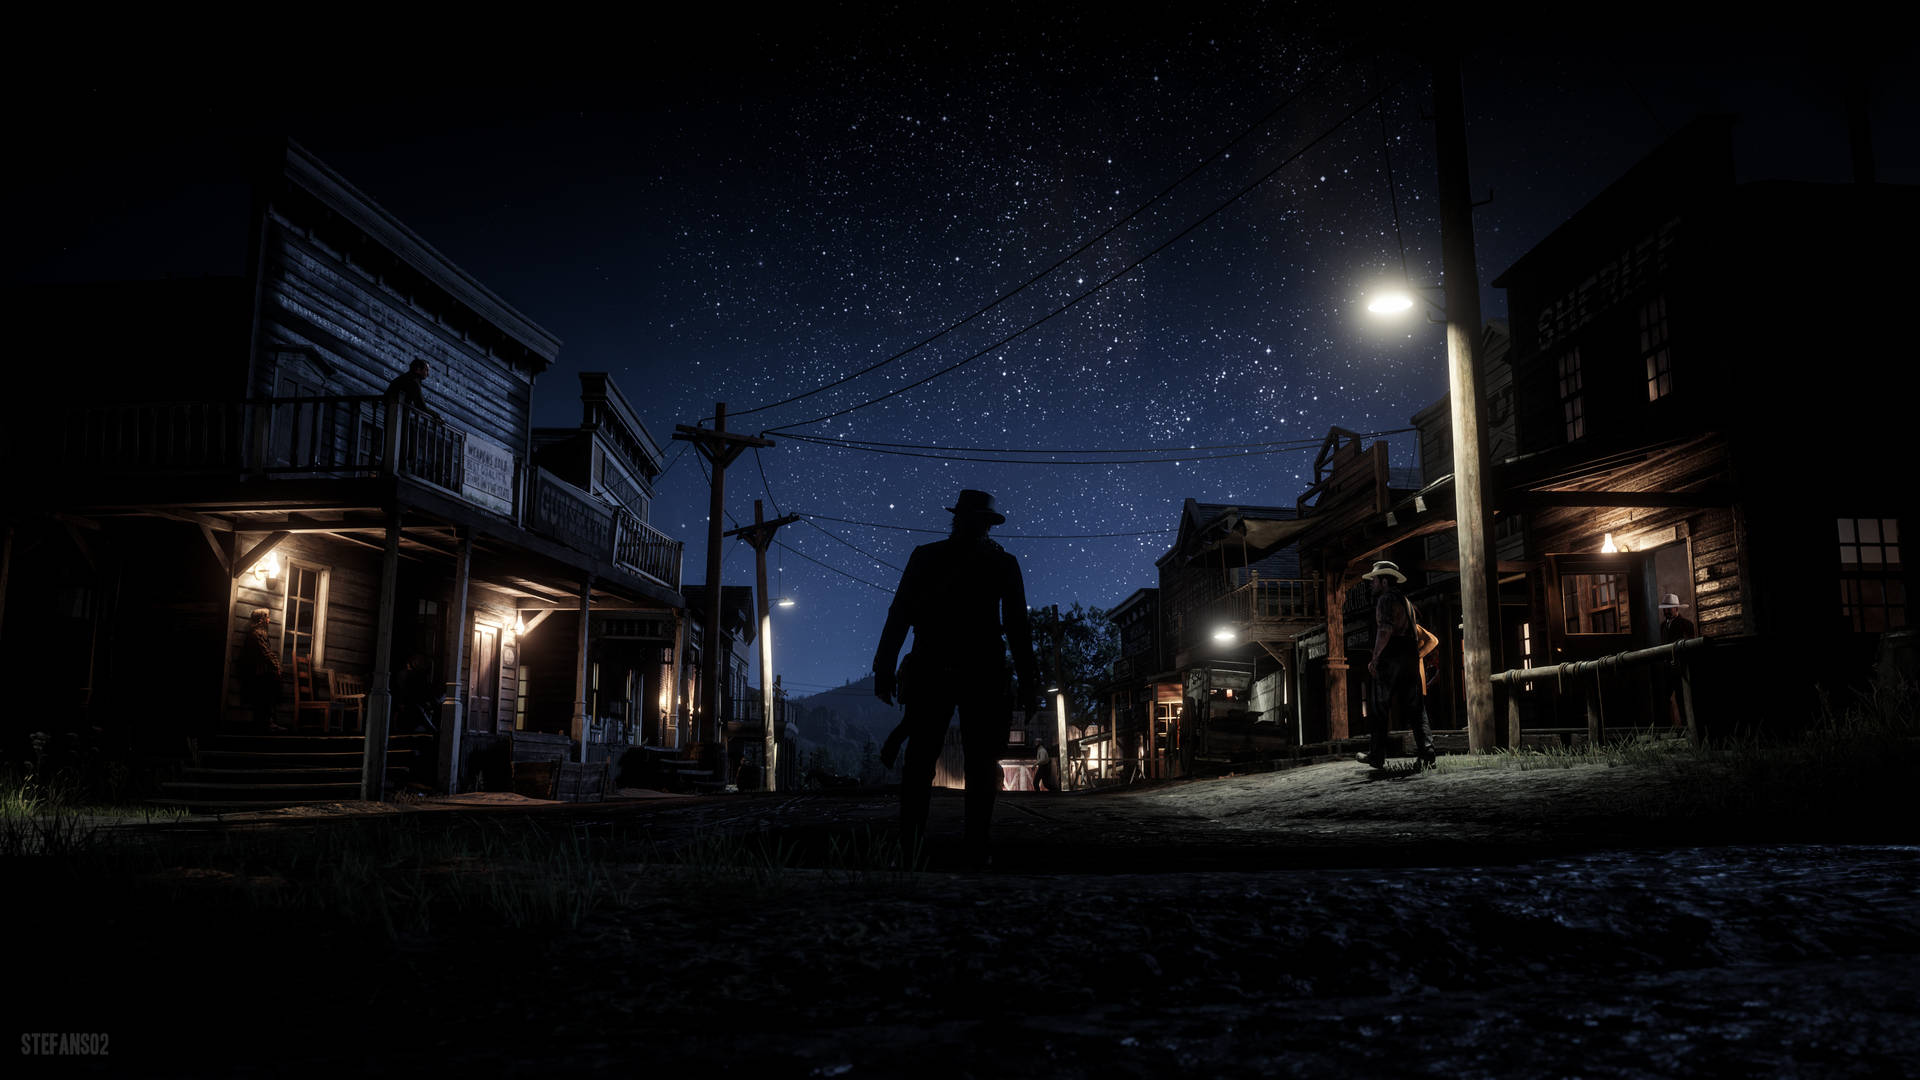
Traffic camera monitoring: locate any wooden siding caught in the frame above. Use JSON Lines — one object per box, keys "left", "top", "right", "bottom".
{"left": 256, "top": 222, "right": 532, "bottom": 455}
{"left": 222, "top": 534, "right": 382, "bottom": 719}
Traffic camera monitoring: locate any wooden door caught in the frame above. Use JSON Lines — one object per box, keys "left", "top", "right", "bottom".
{"left": 469, "top": 625, "right": 498, "bottom": 731}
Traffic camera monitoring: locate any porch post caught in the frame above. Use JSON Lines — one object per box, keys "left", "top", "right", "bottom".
{"left": 671, "top": 610, "right": 689, "bottom": 749}
{"left": 1584, "top": 670, "right": 1604, "bottom": 747}
{"left": 217, "top": 532, "right": 240, "bottom": 736}
{"left": 438, "top": 528, "right": 472, "bottom": 793}
{"left": 1325, "top": 566, "right": 1350, "bottom": 741}
{"left": 573, "top": 576, "right": 593, "bottom": 763}
{"left": 0, "top": 522, "right": 12, "bottom": 648}
{"left": 361, "top": 510, "right": 401, "bottom": 801}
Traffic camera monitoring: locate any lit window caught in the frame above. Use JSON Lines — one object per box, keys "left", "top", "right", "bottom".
{"left": 1521, "top": 621, "right": 1534, "bottom": 691}
{"left": 1641, "top": 296, "right": 1673, "bottom": 401}
{"left": 1562, "top": 572, "right": 1630, "bottom": 635}
{"left": 1558, "top": 347, "right": 1585, "bottom": 441}
{"left": 1839, "top": 517, "right": 1906, "bottom": 632}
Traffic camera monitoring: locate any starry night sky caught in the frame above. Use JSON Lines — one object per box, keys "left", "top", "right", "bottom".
{"left": 15, "top": 13, "right": 1916, "bottom": 697}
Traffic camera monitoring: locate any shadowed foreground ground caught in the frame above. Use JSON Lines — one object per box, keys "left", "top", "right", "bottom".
{"left": 13, "top": 755, "right": 1920, "bottom": 1077}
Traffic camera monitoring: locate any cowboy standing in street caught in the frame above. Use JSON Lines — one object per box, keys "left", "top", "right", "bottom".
{"left": 873, "top": 489, "right": 1041, "bottom": 869}
{"left": 1359, "top": 559, "right": 1437, "bottom": 770}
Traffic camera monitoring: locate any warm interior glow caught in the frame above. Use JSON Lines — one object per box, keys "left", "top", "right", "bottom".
{"left": 1367, "top": 291, "right": 1415, "bottom": 315}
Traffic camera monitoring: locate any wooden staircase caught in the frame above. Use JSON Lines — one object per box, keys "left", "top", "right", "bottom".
{"left": 152, "top": 733, "right": 438, "bottom": 811}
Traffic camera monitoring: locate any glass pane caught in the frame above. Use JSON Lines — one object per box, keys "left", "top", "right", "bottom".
{"left": 1840, "top": 545, "right": 1857, "bottom": 566}
{"left": 1863, "top": 547, "right": 1882, "bottom": 565}
{"left": 1860, "top": 519, "right": 1881, "bottom": 544}
{"left": 1838, "top": 519, "right": 1855, "bottom": 543}
{"left": 1562, "top": 572, "right": 1631, "bottom": 635}
{"left": 1884, "top": 519, "right": 1899, "bottom": 543}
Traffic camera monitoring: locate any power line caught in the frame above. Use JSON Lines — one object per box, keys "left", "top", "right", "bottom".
{"left": 775, "top": 538, "right": 895, "bottom": 595}
{"left": 771, "top": 430, "right": 1374, "bottom": 451}
{"left": 803, "top": 513, "right": 1177, "bottom": 540}
{"left": 762, "top": 69, "right": 1413, "bottom": 435}
{"left": 781, "top": 427, "right": 1413, "bottom": 466}
{"left": 754, "top": 445, "right": 783, "bottom": 517}
{"left": 800, "top": 517, "right": 905, "bottom": 573}
{"left": 710, "top": 49, "right": 1361, "bottom": 426}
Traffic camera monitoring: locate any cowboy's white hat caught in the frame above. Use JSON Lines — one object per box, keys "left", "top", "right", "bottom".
{"left": 1360, "top": 559, "right": 1406, "bottom": 583}
{"left": 1659, "top": 593, "right": 1689, "bottom": 609}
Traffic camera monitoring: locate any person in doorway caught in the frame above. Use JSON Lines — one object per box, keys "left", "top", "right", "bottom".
{"left": 873, "top": 489, "right": 1041, "bottom": 870}
{"left": 240, "top": 608, "right": 284, "bottom": 734}
{"left": 1359, "top": 560, "right": 1437, "bottom": 770}
{"left": 1659, "top": 594, "right": 1697, "bottom": 727}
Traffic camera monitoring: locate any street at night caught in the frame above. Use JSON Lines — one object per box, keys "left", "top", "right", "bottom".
{"left": 17, "top": 744, "right": 1920, "bottom": 1077}
{"left": 7, "top": 10, "right": 1918, "bottom": 1078}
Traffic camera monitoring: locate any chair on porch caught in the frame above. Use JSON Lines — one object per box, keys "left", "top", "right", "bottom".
{"left": 291, "top": 654, "right": 334, "bottom": 734}
{"left": 327, "top": 670, "right": 367, "bottom": 735}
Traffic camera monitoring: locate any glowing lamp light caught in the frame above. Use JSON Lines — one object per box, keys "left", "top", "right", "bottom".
{"left": 1601, "top": 532, "right": 1617, "bottom": 553}
{"left": 513, "top": 613, "right": 526, "bottom": 635}
{"left": 1212, "top": 627, "right": 1238, "bottom": 643}
{"left": 776, "top": 596, "right": 796, "bottom": 609}
{"left": 253, "top": 550, "right": 281, "bottom": 584}
{"left": 1367, "top": 291, "right": 1415, "bottom": 315}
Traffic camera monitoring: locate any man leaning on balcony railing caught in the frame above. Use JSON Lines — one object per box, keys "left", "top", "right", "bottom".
{"left": 386, "top": 358, "right": 444, "bottom": 424}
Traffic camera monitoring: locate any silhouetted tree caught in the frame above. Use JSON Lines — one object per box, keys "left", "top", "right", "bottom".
{"left": 1031, "top": 602, "right": 1119, "bottom": 727}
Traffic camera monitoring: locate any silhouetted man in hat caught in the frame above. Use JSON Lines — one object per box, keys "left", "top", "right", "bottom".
{"left": 874, "top": 489, "right": 1041, "bottom": 869}
{"left": 1359, "top": 559, "right": 1436, "bottom": 770}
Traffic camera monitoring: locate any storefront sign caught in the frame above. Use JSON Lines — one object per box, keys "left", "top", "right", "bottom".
{"left": 462, "top": 434, "right": 515, "bottom": 515}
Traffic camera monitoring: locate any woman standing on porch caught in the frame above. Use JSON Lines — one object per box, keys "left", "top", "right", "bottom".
{"left": 241, "top": 608, "right": 284, "bottom": 734}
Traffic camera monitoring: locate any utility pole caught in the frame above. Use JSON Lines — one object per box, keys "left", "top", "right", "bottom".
{"left": 725, "top": 499, "right": 799, "bottom": 792}
{"left": 1051, "top": 604, "right": 1070, "bottom": 791}
{"left": 672, "top": 403, "right": 773, "bottom": 789}
{"left": 1433, "top": 51, "right": 1500, "bottom": 752}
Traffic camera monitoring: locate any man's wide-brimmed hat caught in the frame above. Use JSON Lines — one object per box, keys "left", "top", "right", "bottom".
{"left": 946, "top": 489, "right": 1006, "bottom": 525}
{"left": 1659, "top": 593, "right": 1690, "bottom": 610}
{"left": 1360, "top": 559, "right": 1406, "bottom": 583}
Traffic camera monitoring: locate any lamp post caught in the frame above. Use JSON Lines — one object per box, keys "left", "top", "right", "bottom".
{"left": 1365, "top": 52, "right": 1500, "bottom": 752}
{"left": 724, "top": 499, "right": 799, "bottom": 792}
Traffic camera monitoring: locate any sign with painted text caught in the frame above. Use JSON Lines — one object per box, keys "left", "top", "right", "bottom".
{"left": 462, "top": 433, "right": 516, "bottom": 515}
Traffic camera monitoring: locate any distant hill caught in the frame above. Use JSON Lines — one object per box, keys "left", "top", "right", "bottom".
{"left": 785, "top": 676, "right": 902, "bottom": 780}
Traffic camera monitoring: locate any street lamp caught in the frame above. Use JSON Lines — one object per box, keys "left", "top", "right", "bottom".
{"left": 1357, "top": 51, "right": 1499, "bottom": 753}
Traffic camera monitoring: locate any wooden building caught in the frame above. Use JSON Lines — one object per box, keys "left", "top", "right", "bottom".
{"left": 1, "top": 140, "right": 686, "bottom": 805}
{"left": 1148, "top": 499, "right": 1320, "bottom": 772}
{"left": 1296, "top": 116, "right": 1916, "bottom": 749}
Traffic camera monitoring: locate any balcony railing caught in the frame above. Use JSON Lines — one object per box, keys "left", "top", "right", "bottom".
{"left": 18, "top": 396, "right": 510, "bottom": 516}
{"left": 614, "top": 509, "right": 684, "bottom": 591}
{"left": 1171, "top": 574, "right": 1323, "bottom": 646}
{"left": 19, "top": 399, "right": 687, "bottom": 590}
{"left": 529, "top": 468, "right": 684, "bottom": 591}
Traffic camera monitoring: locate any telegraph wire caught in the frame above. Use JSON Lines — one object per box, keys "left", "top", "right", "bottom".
{"left": 707, "top": 48, "right": 1363, "bottom": 426}
{"left": 762, "top": 69, "right": 1414, "bottom": 435}
{"left": 800, "top": 517, "right": 905, "bottom": 573}
{"left": 695, "top": 445, "right": 895, "bottom": 594}
{"left": 785, "top": 427, "right": 1414, "bottom": 457}
{"left": 804, "top": 514, "right": 1176, "bottom": 540}
{"left": 775, "top": 538, "right": 895, "bottom": 595}
{"left": 780, "top": 426, "right": 1414, "bottom": 466}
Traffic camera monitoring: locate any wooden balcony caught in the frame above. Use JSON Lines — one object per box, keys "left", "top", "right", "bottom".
{"left": 15, "top": 398, "right": 685, "bottom": 592}
{"left": 1172, "top": 575, "right": 1324, "bottom": 649}
{"left": 614, "top": 510, "right": 684, "bottom": 591}
{"left": 528, "top": 468, "right": 684, "bottom": 592}
{"left": 22, "top": 396, "right": 497, "bottom": 502}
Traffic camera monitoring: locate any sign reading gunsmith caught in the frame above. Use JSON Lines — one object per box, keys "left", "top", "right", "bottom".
{"left": 531, "top": 471, "right": 614, "bottom": 556}
{"left": 462, "top": 433, "right": 516, "bottom": 515}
